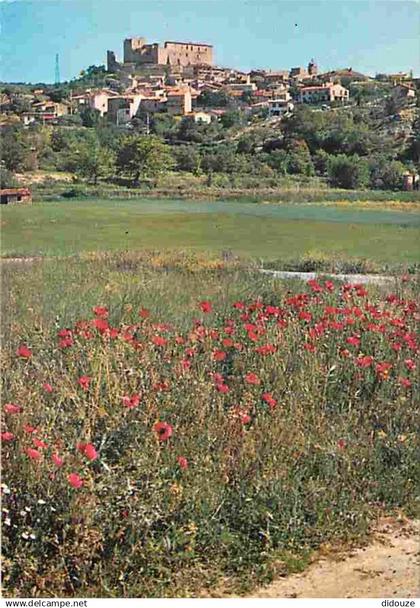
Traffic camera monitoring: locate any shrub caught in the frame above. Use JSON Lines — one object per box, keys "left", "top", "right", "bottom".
{"left": 327, "top": 154, "right": 370, "bottom": 189}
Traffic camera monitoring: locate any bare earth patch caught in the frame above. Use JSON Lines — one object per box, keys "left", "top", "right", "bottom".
{"left": 248, "top": 518, "right": 420, "bottom": 598}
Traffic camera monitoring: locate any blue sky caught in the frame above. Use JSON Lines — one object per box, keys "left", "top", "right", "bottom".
{"left": 1, "top": 0, "right": 419, "bottom": 83}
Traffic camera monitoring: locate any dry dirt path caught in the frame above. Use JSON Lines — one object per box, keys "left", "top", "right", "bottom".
{"left": 249, "top": 518, "right": 420, "bottom": 599}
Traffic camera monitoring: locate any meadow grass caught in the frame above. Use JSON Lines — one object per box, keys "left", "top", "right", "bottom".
{"left": 1, "top": 198, "right": 420, "bottom": 264}
{"left": 1, "top": 253, "right": 419, "bottom": 597}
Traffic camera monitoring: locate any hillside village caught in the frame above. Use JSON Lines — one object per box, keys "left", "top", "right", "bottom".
{"left": 1, "top": 35, "right": 419, "bottom": 196}
{"left": 1, "top": 36, "right": 418, "bottom": 125}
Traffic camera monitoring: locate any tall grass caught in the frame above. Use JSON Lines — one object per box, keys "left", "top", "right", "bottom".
{"left": 1, "top": 254, "right": 419, "bottom": 597}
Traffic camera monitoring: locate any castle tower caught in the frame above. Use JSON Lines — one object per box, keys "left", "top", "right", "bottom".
{"left": 308, "top": 58, "right": 318, "bottom": 76}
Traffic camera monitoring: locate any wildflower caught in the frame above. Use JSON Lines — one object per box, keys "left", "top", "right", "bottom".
{"left": 152, "top": 335, "right": 167, "bottom": 347}
{"left": 1, "top": 432, "right": 15, "bottom": 442}
{"left": 51, "top": 453, "right": 64, "bottom": 467}
{"left": 303, "top": 343, "right": 317, "bottom": 352}
{"left": 337, "top": 439, "right": 347, "bottom": 450}
{"left": 59, "top": 336, "right": 73, "bottom": 349}
{"left": 346, "top": 335, "right": 361, "bottom": 347}
{"left": 177, "top": 456, "right": 189, "bottom": 470}
{"left": 239, "top": 411, "right": 251, "bottom": 425}
{"left": 17, "top": 345, "right": 32, "bottom": 359}
{"left": 33, "top": 438, "right": 47, "bottom": 449}
{"left": 154, "top": 421, "right": 173, "bottom": 442}
{"left": 216, "top": 383, "right": 229, "bottom": 394}
{"left": 255, "top": 344, "right": 276, "bottom": 355}
{"left": 222, "top": 337, "right": 234, "bottom": 348}
{"left": 4, "top": 403, "right": 22, "bottom": 414}
{"left": 324, "top": 280, "right": 335, "bottom": 291}
{"left": 122, "top": 393, "right": 141, "bottom": 409}
{"left": 23, "top": 424, "right": 37, "bottom": 434}
{"left": 245, "top": 372, "right": 261, "bottom": 385}
{"left": 181, "top": 358, "right": 191, "bottom": 370}
{"left": 42, "top": 383, "right": 53, "bottom": 393}
{"left": 93, "top": 318, "right": 109, "bottom": 333}
{"left": 83, "top": 443, "right": 98, "bottom": 461}
{"left": 356, "top": 355, "right": 374, "bottom": 368}
{"left": 68, "top": 473, "right": 84, "bottom": 489}
{"left": 25, "top": 448, "right": 42, "bottom": 461}
{"left": 376, "top": 362, "right": 392, "bottom": 381}
{"left": 405, "top": 359, "right": 416, "bottom": 371}
{"left": 78, "top": 375, "right": 91, "bottom": 391}
{"left": 138, "top": 307, "right": 150, "bottom": 319}
{"left": 233, "top": 301, "right": 245, "bottom": 310}
{"left": 212, "top": 349, "right": 227, "bottom": 362}
{"left": 399, "top": 377, "right": 412, "bottom": 389}
{"left": 93, "top": 306, "right": 108, "bottom": 318}
{"left": 199, "top": 300, "right": 212, "bottom": 313}
{"left": 298, "top": 311, "right": 312, "bottom": 322}
{"left": 262, "top": 392, "right": 277, "bottom": 410}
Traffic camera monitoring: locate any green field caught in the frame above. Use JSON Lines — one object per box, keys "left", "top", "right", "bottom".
{"left": 2, "top": 198, "right": 420, "bottom": 264}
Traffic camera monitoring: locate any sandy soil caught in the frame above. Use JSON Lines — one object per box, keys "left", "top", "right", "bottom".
{"left": 249, "top": 518, "right": 420, "bottom": 599}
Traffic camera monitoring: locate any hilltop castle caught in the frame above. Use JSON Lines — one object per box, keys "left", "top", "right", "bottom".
{"left": 107, "top": 37, "right": 214, "bottom": 72}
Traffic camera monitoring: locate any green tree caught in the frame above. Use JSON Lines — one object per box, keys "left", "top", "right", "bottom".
{"left": 173, "top": 146, "right": 201, "bottom": 174}
{"left": 116, "top": 135, "right": 174, "bottom": 185}
{"left": 327, "top": 154, "right": 370, "bottom": 189}
{"left": 80, "top": 106, "right": 101, "bottom": 128}
{"left": 285, "top": 139, "right": 314, "bottom": 176}
{"left": 70, "top": 141, "right": 115, "bottom": 184}
{"left": 369, "top": 158, "right": 406, "bottom": 190}
{"left": 1, "top": 127, "right": 32, "bottom": 172}
{"left": 0, "top": 167, "right": 19, "bottom": 188}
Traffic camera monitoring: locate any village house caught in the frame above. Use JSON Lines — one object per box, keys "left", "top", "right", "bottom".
{"left": 392, "top": 83, "right": 417, "bottom": 102}
{"left": 299, "top": 82, "right": 349, "bottom": 104}
{"left": 29, "top": 100, "right": 70, "bottom": 123}
{"left": 189, "top": 110, "right": 212, "bottom": 124}
{"left": 0, "top": 188, "right": 32, "bottom": 205}
{"left": 107, "top": 94, "right": 143, "bottom": 124}
{"left": 71, "top": 89, "right": 120, "bottom": 117}
{"left": 268, "top": 91, "right": 294, "bottom": 117}
{"left": 166, "top": 88, "right": 192, "bottom": 115}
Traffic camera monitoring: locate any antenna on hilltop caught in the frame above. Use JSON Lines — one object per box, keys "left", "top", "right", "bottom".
{"left": 55, "top": 53, "right": 61, "bottom": 85}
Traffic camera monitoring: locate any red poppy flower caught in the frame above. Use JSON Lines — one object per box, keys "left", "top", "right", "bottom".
{"left": 262, "top": 392, "right": 277, "bottom": 410}
{"left": 356, "top": 355, "right": 374, "bottom": 368}
{"left": 399, "top": 377, "right": 411, "bottom": 388}
{"left": 1, "top": 431, "right": 15, "bottom": 442}
{"left": 33, "top": 438, "right": 47, "bottom": 449}
{"left": 239, "top": 411, "right": 251, "bottom": 425}
{"left": 25, "top": 448, "right": 42, "bottom": 461}
{"left": 51, "top": 453, "right": 64, "bottom": 467}
{"left": 337, "top": 439, "right": 347, "bottom": 450}
{"left": 4, "top": 403, "right": 22, "bottom": 414}
{"left": 153, "top": 381, "right": 170, "bottom": 392}
{"left": 199, "top": 300, "right": 212, "bottom": 313}
{"left": 216, "top": 383, "right": 229, "bottom": 393}
{"left": 177, "top": 456, "right": 189, "bottom": 470}
{"left": 303, "top": 343, "right": 317, "bottom": 352}
{"left": 93, "top": 306, "right": 108, "bottom": 319}
{"left": 181, "top": 358, "right": 191, "bottom": 370}
{"left": 83, "top": 443, "right": 98, "bottom": 461}
{"left": 138, "top": 307, "right": 150, "bottom": 319}
{"left": 376, "top": 362, "right": 392, "bottom": 380}
{"left": 59, "top": 336, "right": 73, "bottom": 349}
{"left": 324, "top": 280, "right": 335, "bottom": 291}
{"left": 23, "top": 424, "right": 37, "bottom": 434}
{"left": 154, "top": 421, "right": 173, "bottom": 442}
{"left": 152, "top": 335, "right": 167, "bottom": 347}
{"left": 346, "top": 335, "right": 361, "bottom": 347}
{"left": 212, "top": 349, "right": 227, "bottom": 362}
{"left": 93, "top": 318, "right": 109, "bottom": 333}
{"left": 17, "top": 345, "right": 32, "bottom": 359}
{"left": 58, "top": 328, "right": 72, "bottom": 338}
{"left": 233, "top": 301, "right": 245, "bottom": 310}
{"left": 42, "top": 383, "right": 53, "bottom": 393}
{"left": 245, "top": 373, "right": 261, "bottom": 385}
{"left": 405, "top": 359, "right": 416, "bottom": 371}
{"left": 122, "top": 393, "right": 141, "bottom": 409}
{"left": 68, "top": 473, "right": 84, "bottom": 489}
{"left": 222, "top": 337, "right": 234, "bottom": 348}
{"left": 78, "top": 375, "right": 91, "bottom": 391}
{"left": 256, "top": 344, "right": 277, "bottom": 356}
